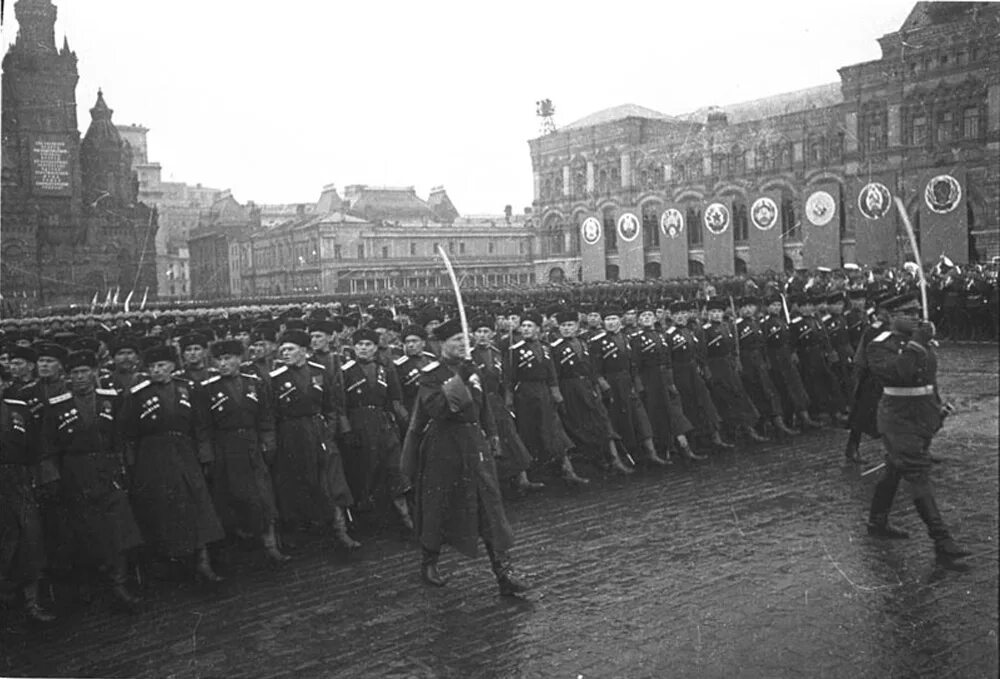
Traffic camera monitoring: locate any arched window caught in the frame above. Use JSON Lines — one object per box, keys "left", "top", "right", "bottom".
{"left": 686, "top": 206, "right": 703, "bottom": 247}
{"left": 688, "top": 259, "right": 704, "bottom": 277}
{"left": 675, "top": 163, "right": 686, "bottom": 184}
{"left": 644, "top": 261, "right": 662, "bottom": 279}
{"left": 734, "top": 257, "right": 747, "bottom": 274}
{"left": 606, "top": 264, "right": 620, "bottom": 281}
{"left": 781, "top": 193, "right": 799, "bottom": 241}
{"left": 642, "top": 202, "right": 661, "bottom": 249}
{"left": 603, "top": 207, "right": 617, "bottom": 252}
{"left": 732, "top": 200, "right": 748, "bottom": 242}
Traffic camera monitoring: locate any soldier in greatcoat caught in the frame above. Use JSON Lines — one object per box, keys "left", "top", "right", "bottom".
{"left": 401, "top": 318, "right": 530, "bottom": 596}
{"left": 760, "top": 294, "right": 822, "bottom": 430}
{"left": 194, "top": 340, "right": 288, "bottom": 565}
{"left": 121, "top": 344, "right": 225, "bottom": 583}
{"left": 41, "top": 350, "right": 143, "bottom": 611}
{"left": 734, "top": 296, "right": 798, "bottom": 438}
{"left": 269, "top": 330, "right": 359, "bottom": 549}
{"left": 844, "top": 296, "right": 891, "bottom": 464}
{"left": 864, "top": 293, "right": 970, "bottom": 569}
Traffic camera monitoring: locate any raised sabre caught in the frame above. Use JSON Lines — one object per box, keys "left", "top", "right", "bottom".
{"left": 435, "top": 245, "right": 471, "bottom": 359}
{"left": 893, "top": 196, "right": 929, "bottom": 322}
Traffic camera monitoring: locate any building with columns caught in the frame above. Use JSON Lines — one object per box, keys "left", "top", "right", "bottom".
{"left": 529, "top": 2, "right": 999, "bottom": 282}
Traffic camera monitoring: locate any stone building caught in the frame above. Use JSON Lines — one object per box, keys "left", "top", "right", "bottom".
{"left": 188, "top": 192, "right": 260, "bottom": 299}
{"left": 528, "top": 2, "right": 999, "bottom": 281}
{"left": 1, "top": 0, "right": 158, "bottom": 308}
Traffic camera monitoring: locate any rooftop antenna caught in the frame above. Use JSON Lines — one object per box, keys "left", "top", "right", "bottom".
{"left": 536, "top": 98, "right": 556, "bottom": 135}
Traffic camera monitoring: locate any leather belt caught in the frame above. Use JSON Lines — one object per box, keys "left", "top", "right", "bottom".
{"left": 882, "top": 385, "right": 934, "bottom": 397}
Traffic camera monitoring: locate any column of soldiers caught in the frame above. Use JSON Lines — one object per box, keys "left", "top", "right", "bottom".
{"left": 0, "top": 270, "right": 981, "bottom": 623}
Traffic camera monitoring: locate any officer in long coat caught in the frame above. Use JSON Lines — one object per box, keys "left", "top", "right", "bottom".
{"left": 734, "top": 296, "right": 798, "bottom": 438}
{"left": 702, "top": 300, "right": 765, "bottom": 444}
{"left": 194, "top": 339, "right": 288, "bottom": 565}
{"left": 269, "top": 329, "right": 358, "bottom": 549}
{"left": 121, "top": 344, "right": 225, "bottom": 583}
{"left": 41, "top": 349, "right": 143, "bottom": 611}
{"left": 789, "top": 294, "right": 847, "bottom": 424}
{"left": 864, "top": 293, "right": 970, "bottom": 568}
{"left": 401, "top": 318, "right": 529, "bottom": 597}
{"left": 760, "top": 294, "right": 822, "bottom": 430}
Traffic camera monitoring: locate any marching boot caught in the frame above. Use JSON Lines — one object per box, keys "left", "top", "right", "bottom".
{"left": 513, "top": 471, "right": 545, "bottom": 492}
{"left": 332, "top": 506, "right": 361, "bottom": 550}
{"left": 867, "top": 465, "right": 907, "bottom": 538}
{"left": 844, "top": 430, "right": 867, "bottom": 464}
{"left": 392, "top": 495, "right": 414, "bottom": 532}
{"left": 23, "top": 581, "right": 56, "bottom": 623}
{"left": 608, "top": 442, "right": 635, "bottom": 474}
{"left": 913, "top": 494, "right": 972, "bottom": 564}
{"left": 485, "top": 543, "right": 530, "bottom": 597}
{"left": 194, "top": 546, "right": 224, "bottom": 584}
{"left": 641, "top": 440, "right": 668, "bottom": 467}
{"left": 797, "top": 411, "right": 823, "bottom": 430}
{"left": 677, "top": 435, "right": 706, "bottom": 461}
{"left": 420, "top": 548, "right": 447, "bottom": 587}
{"left": 560, "top": 457, "right": 590, "bottom": 486}
{"left": 710, "top": 430, "right": 735, "bottom": 450}
{"left": 740, "top": 425, "right": 770, "bottom": 444}
{"left": 772, "top": 416, "right": 799, "bottom": 437}
{"left": 263, "top": 523, "right": 291, "bottom": 565}
{"left": 109, "top": 558, "right": 142, "bottom": 613}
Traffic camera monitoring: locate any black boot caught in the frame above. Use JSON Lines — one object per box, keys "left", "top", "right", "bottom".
{"left": 560, "top": 457, "right": 590, "bottom": 486}
{"left": 797, "top": 411, "right": 823, "bottom": 430}
{"left": 194, "top": 547, "right": 224, "bottom": 584}
{"left": 392, "top": 496, "right": 414, "bottom": 532}
{"left": 23, "top": 582, "right": 55, "bottom": 623}
{"left": 867, "top": 466, "right": 907, "bottom": 538}
{"left": 710, "top": 431, "right": 735, "bottom": 450}
{"left": 772, "top": 416, "right": 799, "bottom": 437}
{"left": 263, "top": 524, "right": 291, "bottom": 566}
{"left": 844, "top": 430, "right": 867, "bottom": 463}
{"left": 109, "top": 560, "right": 142, "bottom": 613}
{"left": 867, "top": 514, "right": 910, "bottom": 539}
{"left": 332, "top": 506, "right": 361, "bottom": 550}
{"left": 485, "top": 544, "right": 530, "bottom": 597}
{"left": 512, "top": 471, "right": 546, "bottom": 492}
{"left": 740, "top": 425, "right": 770, "bottom": 444}
{"left": 421, "top": 548, "right": 447, "bottom": 587}
{"left": 913, "top": 495, "right": 972, "bottom": 563}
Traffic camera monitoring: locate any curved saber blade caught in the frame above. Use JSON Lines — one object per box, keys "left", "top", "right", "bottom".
{"left": 436, "top": 245, "right": 471, "bottom": 359}
{"left": 893, "top": 196, "right": 929, "bottom": 321}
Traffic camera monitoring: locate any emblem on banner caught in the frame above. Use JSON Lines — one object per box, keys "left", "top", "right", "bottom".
{"left": 750, "top": 197, "right": 778, "bottom": 231}
{"left": 924, "top": 175, "right": 961, "bottom": 214}
{"left": 581, "top": 217, "right": 602, "bottom": 245}
{"left": 805, "top": 190, "right": 836, "bottom": 226}
{"left": 617, "top": 213, "right": 640, "bottom": 242}
{"left": 857, "top": 182, "right": 892, "bottom": 220}
{"left": 660, "top": 208, "right": 684, "bottom": 239}
{"left": 704, "top": 203, "right": 730, "bottom": 235}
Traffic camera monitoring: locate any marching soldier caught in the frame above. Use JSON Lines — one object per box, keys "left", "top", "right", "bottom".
{"left": 104, "top": 336, "right": 144, "bottom": 393}
{"left": 760, "top": 294, "right": 822, "bottom": 430}
{"left": 401, "top": 318, "right": 530, "bottom": 596}
{"left": 393, "top": 325, "right": 438, "bottom": 419}
{"left": 194, "top": 340, "right": 289, "bottom": 565}
{"left": 844, "top": 297, "right": 891, "bottom": 464}
{"left": 734, "top": 296, "right": 798, "bottom": 438}
{"left": 789, "top": 294, "right": 848, "bottom": 425}
{"left": 41, "top": 350, "right": 143, "bottom": 611}
{"left": 121, "top": 344, "right": 225, "bottom": 583}
{"left": 269, "top": 330, "right": 359, "bottom": 549}
{"left": 864, "top": 292, "right": 971, "bottom": 569}
{"left": 241, "top": 324, "right": 279, "bottom": 379}
{"left": 178, "top": 332, "right": 216, "bottom": 384}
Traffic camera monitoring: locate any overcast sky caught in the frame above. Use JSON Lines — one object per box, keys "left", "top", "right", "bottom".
{"left": 3, "top": 0, "right": 916, "bottom": 214}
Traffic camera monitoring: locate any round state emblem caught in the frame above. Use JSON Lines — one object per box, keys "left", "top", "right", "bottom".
{"left": 858, "top": 182, "right": 892, "bottom": 220}
{"left": 925, "top": 175, "right": 961, "bottom": 214}
{"left": 581, "top": 217, "right": 602, "bottom": 245}
{"left": 617, "top": 212, "right": 640, "bottom": 242}
{"left": 750, "top": 197, "right": 778, "bottom": 231}
{"left": 806, "top": 190, "right": 836, "bottom": 226}
{"left": 660, "top": 208, "right": 684, "bottom": 239}
{"left": 704, "top": 203, "right": 730, "bottom": 235}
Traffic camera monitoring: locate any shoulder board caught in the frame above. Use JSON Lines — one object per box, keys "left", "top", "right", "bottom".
{"left": 173, "top": 376, "right": 193, "bottom": 384}
{"left": 702, "top": 323, "right": 712, "bottom": 330}
{"left": 510, "top": 340, "right": 525, "bottom": 349}
{"left": 269, "top": 366, "right": 288, "bottom": 378}
{"left": 239, "top": 361, "right": 254, "bottom": 368}
{"left": 340, "top": 359, "right": 357, "bottom": 371}
{"left": 49, "top": 392, "right": 72, "bottom": 405}
{"left": 130, "top": 380, "right": 151, "bottom": 394}
{"left": 872, "top": 331, "right": 892, "bottom": 343}
{"left": 421, "top": 361, "right": 441, "bottom": 372}
{"left": 23, "top": 380, "right": 39, "bottom": 389}
{"left": 307, "top": 360, "right": 325, "bottom": 370}
{"left": 171, "top": 369, "right": 184, "bottom": 376}
{"left": 393, "top": 355, "right": 409, "bottom": 366}
{"left": 96, "top": 388, "right": 119, "bottom": 397}
{"left": 551, "top": 338, "right": 564, "bottom": 346}
{"left": 590, "top": 332, "right": 606, "bottom": 341}
{"left": 821, "top": 314, "right": 832, "bottom": 322}
{"left": 734, "top": 318, "right": 744, "bottom": 324}
{"left": 239, "top": 373, "right": 260, "bottom": 380}
{"left": 201, "top": 375, "right": 221, "bottom": 386}
{"left": 2, "top": 398, "right": 27, "bottom": 406}
{"left": 422, "top": 351, "right": 438, "bottom": 358}
{"left": 871, "top": 320, "right": 883, "bottom": 329}
{"left": 790, "top": 316, "right": 802, "bottom": 323}
{"left": 488, "top": 344, "right": 500, "bottom": 353}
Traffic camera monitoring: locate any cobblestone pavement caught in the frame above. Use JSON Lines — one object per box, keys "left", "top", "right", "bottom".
{"left": 2, "top": 345, "right": 997, "bottom": 679}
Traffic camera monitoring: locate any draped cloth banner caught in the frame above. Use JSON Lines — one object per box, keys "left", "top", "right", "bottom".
{"left": 616, "top": 210, "right": 644, "bottom": 280}
{"left": 851, "top": 173, "right": 897, "bottom": 266}
{"left": 918, "top": 169, "right": 967, "bottom": 265}
{"left": 801, "top": 182, "right": 842, "bottom": 269}
{"left": 659, "top": 206, "right": 689, "bottom": 279}
{"left": 579, "top": 215, "right": 606, "bottom": 281}
{"left": 702, "top": 201, "right": 734, "bottom": 275}
{"left": 746, "top": 192, "right": 784, "bottom": 273}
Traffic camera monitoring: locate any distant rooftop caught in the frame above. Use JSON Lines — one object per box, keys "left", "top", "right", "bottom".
{"left": 678, "top": 82, "right": 843, "bottom": 125}
{"left": 562, "top": 103, "right": 677, "bottom": 130}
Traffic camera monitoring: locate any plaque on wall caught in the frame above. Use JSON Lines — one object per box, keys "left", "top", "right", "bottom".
{"left": 616, "top": 212, "right": 640, "bottom": 242}
{"left": 704, "top": 203, "right": 730, "bottom": 235}
{"left": 805, "top": 190, "right": 836, "bottom": 226}
{"left": 857, "top": 182, "right": 892, "bottom": 220}
{"left": 750, "top": 197, "right": 778, "bottom": 231}
{"left": 660, "top": 208, "right": 684, "bottom": 239}
{"left": 581, "top": 217, "right": 602, "bottom": 245}
{"left": 30, "top": 135, "right": 73, "bottom": 196}
{"left": 924, "top": 175, "right": 961, "bottom": 214}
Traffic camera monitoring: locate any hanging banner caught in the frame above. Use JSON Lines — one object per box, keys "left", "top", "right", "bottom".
{"left": 579, "top": 215, "right": 605, "bottom": 281}
{"left": 747, "top": 193, "right": 784, "bottom": 273}
{"left": 616, "top": 211, "right": 644, "bottom": 279}
{"left": 659, "top": 206, "right": 688, "bottom": 279}
{"left": 918, "top": 170, "right": 967, "bottom": 265}
{"left": 851, "top": 173, "right": 897, "bottom": 266}
{"left": 801, "top": 185, "right": 841, "bottom": 269}
{"left": 703, "top": 201, "right": 734, "bottom": 275}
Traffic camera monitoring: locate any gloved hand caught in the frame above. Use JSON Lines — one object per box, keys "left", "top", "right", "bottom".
{"left": 912, "top": 320, "right": 935, "bottom": 346}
